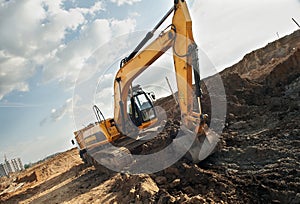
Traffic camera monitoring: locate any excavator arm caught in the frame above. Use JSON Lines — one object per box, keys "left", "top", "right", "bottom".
{"left": 114, "top": 0, "right": 203, "bottom": 134}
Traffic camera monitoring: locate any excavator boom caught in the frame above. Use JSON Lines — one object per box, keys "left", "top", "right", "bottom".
{"left": 115, "top": 0, "right": 200, "bottom": 133}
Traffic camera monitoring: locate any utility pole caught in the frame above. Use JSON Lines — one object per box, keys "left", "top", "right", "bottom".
{"left": 165, "top": 77, "right": 178, "bottom": 105}
{"left": 292, "top": 18, "right": 300, "bottom": 28}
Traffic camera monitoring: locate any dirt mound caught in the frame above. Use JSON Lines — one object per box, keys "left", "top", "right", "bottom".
{"left": 0, "top": 148, "right": 84, "bottom": 203}
{"left": 104, "top": 174, "right": 159, "bottom": 203}
{"left": 1, "top": 30, "right": 299, "bottom": 204}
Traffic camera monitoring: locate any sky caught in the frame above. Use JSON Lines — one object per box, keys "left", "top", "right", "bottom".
{"left": 0, "top": 0, "right": 300, "bottom": 164}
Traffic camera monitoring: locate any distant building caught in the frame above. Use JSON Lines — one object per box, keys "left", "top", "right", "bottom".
{"left": 0, "top": 156, "right": 24, "bottom": 177}
{"left": 0, "top": 163, "right": 8, "bottom": 177}
{"left": 5, "top": 159, "right": 14, "bottom": 173}
{"left": 11, "top": 158, "right": 24, "bottom": 171}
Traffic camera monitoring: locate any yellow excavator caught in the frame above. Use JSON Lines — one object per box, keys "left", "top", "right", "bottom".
{"left": 73, "top": 0, "right": 219, "bottom": 171}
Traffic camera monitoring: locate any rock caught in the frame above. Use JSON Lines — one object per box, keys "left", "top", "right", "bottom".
{"left": 183, "top": 186, "right": 195, "bottom": 194}
{"left": 188, "top": 195, "right": 206, "bottom": 204}
{"left": 138, "top": 177, "right": 159, "bottom": 198}
{"left": 230, "top": 121, "right": 247, "bottom": 130}
{"left": 291, "top": 193, "right": 300, "bottom": 204}
{"left": 230, "top": 131, "right": 239, "bottom": 136}
{"left": 177, "top": 193, "right": 189, "bottom": 202}
{"left": 169, "top": 179, "right": 180, "bottom": 188}
{"left": 155, "top": 176, "right": 167, "bottom": 185}
{"left": 269, "top": 97, "right": 283, "bottom": 111}
{"left": 164, "top": 167, "right": 180, "bottom": 176}
{"left": 228, "top": 113, "right": 236, "bottom": 120}
{"left": 157, "top": 189, "right": 175, "bottom": 204}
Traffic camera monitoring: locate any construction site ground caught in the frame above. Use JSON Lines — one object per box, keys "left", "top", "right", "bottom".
{"left": 0, "top": 31, "right": 299, "bottom": 204}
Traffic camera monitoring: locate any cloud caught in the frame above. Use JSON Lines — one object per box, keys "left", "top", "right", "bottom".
{"left": 40, "top": 97, "right": 73, "bottom": 126}
{"left": 49, "top": 99, "right": 73, "bottom": 123}
{"left": 75, "top": 1, "right": 105, "bottom": 16}
{"left": 0, "top": 53, "right": 34, "bottom": 100}
{"left": 50, "top": 98, "right": 72, "bottom": 121}
{"left": 42, "top": 17, "right": 136, "bottom": 88}
{"left": 110, "top": 0, "right": 141, "bottom": 6}
{"left": 0, "top": 0, "right": 106, "bottom": 100}
{"left": 0, "top": 0, "right": 136, "bottom": 100}
{"left": 129, "top": 12, "right": 140, "bottom": 18}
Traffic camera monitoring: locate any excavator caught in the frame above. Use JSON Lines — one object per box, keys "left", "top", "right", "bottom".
{"left": 73, "top": 0, "right": 219, "bottom": 172}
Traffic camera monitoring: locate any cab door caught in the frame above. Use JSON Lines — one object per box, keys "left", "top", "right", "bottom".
{"left": 127, "top": 92, "right": 156, "bottom": 128}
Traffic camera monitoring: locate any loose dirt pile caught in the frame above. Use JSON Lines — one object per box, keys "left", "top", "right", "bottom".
{"left": 1, "top": 30, "right": 299, "bottom": 203}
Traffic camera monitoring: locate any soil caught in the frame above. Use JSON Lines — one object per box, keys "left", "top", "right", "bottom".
{"left": 1, "top": 30, "right": 299, "bottom": 204}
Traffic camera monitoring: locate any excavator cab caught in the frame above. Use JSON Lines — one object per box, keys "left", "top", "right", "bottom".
{"left": 127, "top": 85, "right": 157, "bottom": 129}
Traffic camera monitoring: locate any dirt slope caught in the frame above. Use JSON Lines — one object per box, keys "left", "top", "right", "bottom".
{"left": 1, "top": 30, "right": 300, "bottom": 203}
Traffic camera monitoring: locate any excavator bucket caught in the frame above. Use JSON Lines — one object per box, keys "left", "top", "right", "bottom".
{"left": 197, "top": 126, "right": 220, "bottom": 161}
{"left": 173, "top": 124, "right": 220, "bottom": 162}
